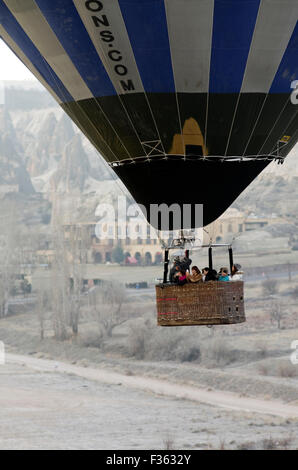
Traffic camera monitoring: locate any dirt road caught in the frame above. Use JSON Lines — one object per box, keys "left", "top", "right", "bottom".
{"left": 0, "top": 354, "right": 297, "bottom": 449}
{"left": 7, "top": 353, "right": 298, "bottom": 419}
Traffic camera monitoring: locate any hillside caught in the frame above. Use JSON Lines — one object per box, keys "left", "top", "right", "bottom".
{"left": 0, "top": 106, "right": 34, "bottom": 194}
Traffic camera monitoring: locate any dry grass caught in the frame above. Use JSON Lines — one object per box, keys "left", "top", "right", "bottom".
{"left": 237, "top": 441, "right": 256, "bottom": 450}
{"left": 262, "top": 279, "right": 279, "bottom": 296}
{"left": 291, "top": 285, "right": 298, "bottom": 299}
{"left": 163, "top": 434, "right": 175, "bottom": 450}
{"left": 254, "top": 339, "right": 268, "bottom": 359}
{"left": 218, "top": 438, "right": 227, "bottom": 450}
{"left": 277, "top": 361, "right": 298, "bottom": 378}
{"left": 237, "top": 434, "right": 294, "bottom": 450}
{"left": 128, "top": 323, "right": 146, "bottom": 360}
{"left": 258, "top": 364, "right": 269, "bottom": 376}
{"left": 127, "top": 317, "right": 201, "bottom": 363}
{"left": 262, "top": 436, "right": 276, "bottom": 450}
{"left": 261, "top": 435, "right": 293, "bottom": 450}
{"left": 201, "top": 337, "right": 237, "bottom": 367}
{"left": 276, "top": 435, "right": 294, "bottom": 450}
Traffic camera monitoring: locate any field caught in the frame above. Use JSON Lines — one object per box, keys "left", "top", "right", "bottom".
{"left": 0, "top": 356, "right": 297, "bottom": 450}
{"left": 0, "top": 267, "right": 298, "bottom": 449}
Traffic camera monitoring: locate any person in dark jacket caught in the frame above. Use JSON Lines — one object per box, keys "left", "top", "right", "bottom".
{"left": 169, "top": 264, "right": 180, "bottom": 283}
{"left": 169, "top": 255, "right": 192, "bottom": 283}
{"left": 205, "top": 268, "right": 218, "bottom": 281}
{"left": 180, "top": 256, "right": 192, "bottom": 273}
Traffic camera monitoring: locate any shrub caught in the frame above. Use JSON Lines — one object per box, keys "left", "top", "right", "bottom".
{"left": 127, "top": 319, "right": 201, "bottom": 363}
{"left": 277, "top": 361, "right": 297, "bottom": 378}
{"left": 112, "top": 245, "right": 124, "bottom": 264}
{"left": 163, "top": 435, "right": 175, "bottom": 450}
{"left": 262, "top": 279, "right": 278, "bottom": 296}
{"left": 145, "top": 328, "right": 183, "bottom": 361}
{"left": 78, "top": 331, "right": 102, "bottom": 348}
{"left": 291, "top": 285, "right": 298, "bottom": 299}
{"left": 254, "top": 340, "right": 268, "bottom": 359}
{"left": 201, "top": 338, "right": 236, "bottom": 367}
{"left": 258, "top": 364, "right": 269, "bottom": 376}
{"left": 262, "top": 437, "right": 276, "bottom": 450}
{"left": 127, "top": 323, "right": 146, "bottom": 360}
{"left": 175, "top": 344, "right": 201, "bottom": 363}
{"left": 277, "top": 435, "right": 293, "bottom": 450}
{"left": 219, "top": 439, "right": 226, "bottom": 450}
{"left": 237, "top": 441, "right": 256, "bottom": 450}
{"left": 261, "top": 435, "right": 293, "bottom": 450}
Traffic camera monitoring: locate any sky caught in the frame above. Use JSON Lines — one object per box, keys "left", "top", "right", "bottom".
{"left": 0, "top": 39, "right": 37, "bottom": 81}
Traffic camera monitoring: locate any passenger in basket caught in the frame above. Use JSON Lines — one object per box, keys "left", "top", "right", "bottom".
{"left": 169, "top": 264, "right": 180, "bottom": 283}
{"left": 203, "top": 267, "right": 218, "bottom": 281}
{"left": 180, "top": 256, "right": 192, "bottom": 273}
{"left": 202, "top": 267, "right": 209, "bottom": 281}
{"left": 218, "top": 267, "right": 230, "bottom": 281}
{"left": 186, "top": 266, "right": 203, "bottom": 283}
{"left": 230, "top": 264, "right": 243, "bottom": 281}
{"left": 176, "top": 269, "right": 187, "bottom": 286}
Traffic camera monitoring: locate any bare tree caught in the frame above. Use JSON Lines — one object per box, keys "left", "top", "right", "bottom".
{"left": 90, "top": 282, "right": 127, "bottom": 339}
{"left": 269, "top": 300, "right": 285, "bottom": 329}
{"left": 50, "top": 193, "right": 90, "bottom": 339}
{"left": 0, "top": 201, "right": 23, "bottom": 317}
{"left": 36, "top": 288, "right": 51, "bottom": 340}
{"left": 67, "top": 224, "right": 88, "bottom": 335}
{"left": 287, "top": 262, "right": 292, "bottom": 282}
{"left": 51, "top": 223, "right": 69, "bottom": 340}
{"left": 262, "top": 279, "right": 278, "bottom": 297}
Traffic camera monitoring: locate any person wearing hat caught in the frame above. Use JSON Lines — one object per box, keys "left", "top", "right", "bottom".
{"left": 230, "top": 264, "right": 243, "bottom": 281}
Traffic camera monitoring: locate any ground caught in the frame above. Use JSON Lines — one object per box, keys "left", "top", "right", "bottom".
{"left": 0, "top": 357, "right": 297, "bottom": 450}
{"left": 1, "top": 267, "right": 298, "bottom": 450}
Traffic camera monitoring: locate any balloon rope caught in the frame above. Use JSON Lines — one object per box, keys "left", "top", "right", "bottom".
{"left": 225, "top": 0, "right": 261, "bottom": 157}
{"left": 267, "top": 98, "right": 298, "bottom": 157}
{"left": 86, "top": 39, "right": 145, "bottom": 161}
{"left": 242, "top": 94, "right": 269, "bottom": 157}
{"left": 88, "top": 95, "right": 135, "bottom": 162}
{"left": 82, "top": 23, "right": 166, "bottom": 160}
{"left": 224, "top": 93, "right": 242, "bottom": 157}
{"left": 258, "top": 95, "right": 294, "bottom": 156}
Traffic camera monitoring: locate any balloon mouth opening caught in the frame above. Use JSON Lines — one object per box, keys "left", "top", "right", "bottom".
{"left": 109, "top": 153, "right": 278, "bottom": 167}
{"left": 113, "top": 156, "right": 270, "bottom": 229}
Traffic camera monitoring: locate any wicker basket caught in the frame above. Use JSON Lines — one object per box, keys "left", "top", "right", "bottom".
{"left": 156, "top": 281, "right": 245, "bottom": 326}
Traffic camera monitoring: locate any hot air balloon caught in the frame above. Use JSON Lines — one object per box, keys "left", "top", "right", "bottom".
{"left": 1, "top": 0, "right": 298, "bottom": 325}
{"left": 1, "top": 0, "right": 298, "bottom": 229}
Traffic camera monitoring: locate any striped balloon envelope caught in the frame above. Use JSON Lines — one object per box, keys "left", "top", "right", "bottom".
{"left": 1, "top": 0, "right": 298, "bottom": 227}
